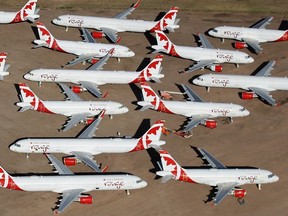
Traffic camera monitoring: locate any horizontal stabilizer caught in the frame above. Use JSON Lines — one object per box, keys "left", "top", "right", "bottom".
{"left": 156, "top": 171, "right": 174, "bottom": 183}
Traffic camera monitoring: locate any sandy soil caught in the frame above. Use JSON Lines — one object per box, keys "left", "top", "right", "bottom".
{"left": 0, "top": 1, "right": 287, "bottom": 216}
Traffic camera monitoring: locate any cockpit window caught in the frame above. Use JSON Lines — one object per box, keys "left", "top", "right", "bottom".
{"left": 197, "top": 77, "right": 203, "bottom": 81}
{"left": 268, "top": 174, "right": 275, "bottom": 178}
{"left": 118, "top": 105, "right": 125, "bottom": 109}
{"left": 14, "top": 143, "right": 21, "bottom": 147}
{"left": 57, "top": 18, "right": 61, "bottom": 21}
{"left": 245, "top": 56, "right": 251, "bottom": 59}
{"left": 211, "top": 29, "right": 218, "bottom": 33}
{"left": 136, "top": 179, "right": 143, "bottom": 184}
{"left": 240, "top": 108, "right": 246, "bottom": 112}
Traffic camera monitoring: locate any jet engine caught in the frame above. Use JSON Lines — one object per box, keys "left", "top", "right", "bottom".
{"left": 63, "top": 157, "right": 81, "bottom": 166}
{"left": 241, "top": 92, "right": 256, "bottom": 100}
{"left": 77, "top": 195, "right": 93, "bottom": 204}
{"left": 209, "top": 65, "right": 222, "bottom": 72}
{"left": 89, "top": 58, "right": 99, "bottom": 64}
{"left": 204, "top": 120, "right": 217, "bottom": 129}
{"left": 91, "top": 31, "right": 105, "bottom": 39}
{"left": 233, "top": 42, "right": 248, "bottom": 49}
{"left": 71, "top": 86, "right": 86, "bottom": 93}
{"left": 231, "top": 189, "right": 246, "bottom": 198}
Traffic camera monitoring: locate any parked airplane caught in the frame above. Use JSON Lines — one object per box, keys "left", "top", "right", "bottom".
{"left": 0, "top": 53, "right": 10, "bottom": 80}
{"left": 10, "top": 114, "right": 165, "bottom": 172}
{"left": 156, "top": 148, "right": 279, "bottom": 205}
{"left": 16, "top": 83, "right": 128, "bottom": 131}
{"left": 33, "top": 22, "right": 135, "bottom": 66}
{"left": 137, "top": 82, "right": 249, "bottom": 134}
{"left": 208, "top": 17, "right": 288, "bottom": 54}
{"left": 24, "top": 52, "right": 164, "bottom": 98}
{"left": 52, "top": 0, "right": 180, "bottom": 43}
{"left": 151, "top": 30, "right": 254, "bottom": 73}
{"left": 0, "top": 153, "right": 147, "bottom": 213}
{"left": 0, "top": 0, "right": 39, "bottom": 24}
{"left": 193, "top": 61, "right": 287, "bottom": 106}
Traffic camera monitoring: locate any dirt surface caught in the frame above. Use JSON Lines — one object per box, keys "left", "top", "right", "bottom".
{"left": 0, "top": 1, "right": 287, "bottom": 216}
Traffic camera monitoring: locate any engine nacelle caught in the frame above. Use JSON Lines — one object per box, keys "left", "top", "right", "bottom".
{"left": 204, "top": 120, "right": 217, "bottom": 129}
{"left": 209, "top": 65, "right": 222, "bottom": 72}
{"left": 233, "top": 42, "right": 248, "bottom": 49}
{"left": 63, "top": 157, "right": 81, "bottom": 166}
{"left": 241, "top": 92, "right": 256, "bottom": 100}
{"left": 90, "top": 58, "right": 99, "bottom": 64}
{"left": 91, "top": 31, "right": 105, "bottom": 39}
{"left": 77, "top": 195, "right": 93, "bottom": 204}
{"left": 232, "top": 189, "right": 246, "bottom": 198}
{"left": 71, "top": 86, "right": 86, "bottom": 93}
{"left": 85, "top": 118, "right": 94, "bottom": 125}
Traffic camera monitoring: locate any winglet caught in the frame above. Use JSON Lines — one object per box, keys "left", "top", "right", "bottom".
{"left": 101, "top": 165, "right": 109, "bottom": 173}
{"left": 132, "top": 0, "right": 142, "bottom": 8}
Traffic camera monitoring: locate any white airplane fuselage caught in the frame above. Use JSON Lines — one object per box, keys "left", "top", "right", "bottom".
{"left": 172, "top": 45, "right": 253, "bottom": 64}
{"left": 33, "top": 39, "right": 135, "bottom": 58}
{"left": 53, "top": 15, "right": 159, "bottom": 33}
{"left": 194, "top": 74, "right": 288, "bottom": 91}
{"left": 17, "top": 100, "right": 128, "bottom": 116}
{"left": 151, "top": 100, "right": 249, "bottom": 118}
{"left": 0, "top": 12, "right": 19, "bottom": 23}
{"left": 182, "top": 168, "right": 278, "bottom": 186}
{"left": 209, "top": 26, "right": 288, "bottom": 43}
{"left": 24, "top": 69, "right": 164, "bottom": 85}
{"left": 5, "top": 174, "right": 147, "bottom": 193}
{"left": 11, "top": 138, "right": 165, "bottom": 154}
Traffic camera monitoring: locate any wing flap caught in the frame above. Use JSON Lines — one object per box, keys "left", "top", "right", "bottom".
{"left": 58, "top": 83, "right": 83, "bottom": 101}
{"left": 77, "top": 110, "right": 105, "bottom": 139}
{"left": 72, "top": 151, "right": 101, "bottom": 172}
{"left": 81, "top": 27, "right": 96, "bottom": 43}
{"left": 62, "top": 113, "right": 90, "bottom": 132}
{"left": 181, "top": 84, "right": 203, "bottom": 102}
{"left": 254, "top": 61, "right": 276, "bottom": 77}
{"left": 78, "top": 81, "right": 102, "bottom": 98}
{"left": 56, "top": 189, "right": 84, "bottom": 213}
{"left": 186, "top": 60, "right": 215, "bottom": 73}
{"left": 242, "top": 38, "right": 262, "bottom": 54}
{"left": 182, "top": 115, "right": 211, "bottom": 132}
{"left": 198, "top": 34, "right": 214, "bottom": 49}
{"left": 249, "top": 87, "right": 277, "bottom": 106}
{"left": 250, "top": 17, "right": 273, "bottom": 29}
{"left": 214, "top": 182, "right": 238, "bottom": 205}
{"left": 46, "top": 154, "right": 74, "bottom": 175}
{"left": 198, "top": 148, "right": 226, "bottom": 169}
{"left": 101, "top": 27, "right": 119, "bottom": 43}
{"left": 113, "top": 0, "right": 141, "bottom": 19}
{"left": 87, "top": 48, "right": 114, "bottom": 71}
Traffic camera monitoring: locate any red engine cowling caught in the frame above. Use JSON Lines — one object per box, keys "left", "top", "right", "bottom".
{"left": 233, "top": 42, "right": 248, "bottom": 49}
{"left": 63, "top": 157, "right": 80, "bottom": 166}
{"left": 91, "top": 31, "right": 105, "bottom": 39}
{"left": 241, "top": 92, "right": 256, "bottom": 100}
{"left": 71, "top": 86, "right": 85, "bottom": 93}
{"left": 232, "top": 189, "right": 246, "bottom": 198}
{"left": 78, "top": 195, "right": 93, "bottom": 204}
{"left": 209, "top": 65, "right": 223, "bottom": 72}
{"left": 204, "top": 120, "right": 217, "bottom": 129}
{"left": 85, "top": 118, "right": 94, "bottom": 125}
{"left": 90, "top": 58, "right": 99, "bottom": 64}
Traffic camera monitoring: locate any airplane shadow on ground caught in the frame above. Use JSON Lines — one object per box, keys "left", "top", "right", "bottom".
{"left": 146, "top": 147, "right": 162, "bottom": 180}
{"left": 129, "top": 83, "right": 143, "bottom": 109}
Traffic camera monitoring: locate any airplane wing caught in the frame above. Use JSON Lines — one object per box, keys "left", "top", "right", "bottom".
{"left": 182, "top": 114, "right": 211, "bottom": 132}
{"left": 254, "top": 60, "right": 276, "bottom": 77}
{"left": 198, "top": 34, "right": 214, "bottom": 49}
{"left": 58, "top": 83, "right": 83, "bottom": 101}
{"left": 71, "top": 151, "right": 101, "bottom": 172}
{"left": 81, "top": 27, "right": 97, "bottom": 43}
{"left": 78, "top": 81, "right": 102, "bottom": 98}
{"left": 46, "top": 154, "right": 74, "bottom": 175}
{"left": 214, "top": 182, "right": 238, "bottom": 205}
{"left": 186, "top": 59, "right": 215, "bottom": 73}
{"left": 198, "top": 148, "right": 226, "bottom": 169}
{"left": 242, "top": 37, "right": 262, "bottom": 54}
{"left": 56, "top": 189, "right": 84, "bottom": 214}
{"left": 113, "top": 0, "right": 141, "bottom": 19}
{"left": 248, "top": 87, "right": 277, "bottom": 106}
{"left": 77, "top": 110, "right": 106, "bottom": 139}
{"left": 250, "top": 17, "right": 273, "bottom": 29}
{"left": 181, "top": 84, "right": 204, "bottom": 102}
{"left": 101, "top": 27, "right": 119, "bottom": 43}
{"left": 67, "top": 54, "right": 100, "bottom": 67}
{"left": 87, "top": 48, "right": 114, "bottom": 71}
{"left": 62, "top": 113, "right": 91, "bottom": 132}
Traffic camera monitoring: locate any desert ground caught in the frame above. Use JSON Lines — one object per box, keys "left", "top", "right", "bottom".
{"left": 0, "top": 0, "right": 287, "bottom": 216}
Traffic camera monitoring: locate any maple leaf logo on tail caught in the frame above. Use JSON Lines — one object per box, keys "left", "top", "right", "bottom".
{"left": 130, "top": 120, "right": 165, "bottom": 152}
{"left": 150, "top": 7, "right": 179, "bottom": 32}
{"left": 0, "top": 53, "right": 7, "bottom": 71}
{"left": 0, "top": 166, "right": 23, "bottom": 191}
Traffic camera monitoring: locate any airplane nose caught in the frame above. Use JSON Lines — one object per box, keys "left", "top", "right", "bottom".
{"left": 129, "top": 50, "right": 135, "bottom": 57}
{"left": 123, "top": 107, "right": 129, "bottom": 113}
{"left": 52, "top": 19, "right": 58, "bottom": 24}
{"left": 23, "top": 73, "right": 30, "bottom": 80}
{"left": 244, "top": 109, "right": 250, "bottom": 116}
{"left": 9, "top": 144, "right": 16, "bottom": 152}
{"left": 274, "top": 175, "right": 279, "bottom": 182}
{"left": 249, "top": 57, "right": 254, "bottom": 63}
{"left": 141, "top": 180, "right": 148, "bottom": 188}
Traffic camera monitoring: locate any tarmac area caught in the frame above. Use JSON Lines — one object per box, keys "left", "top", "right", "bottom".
{"left": 0, "top": 1, "right": 287, "bottom": 216}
